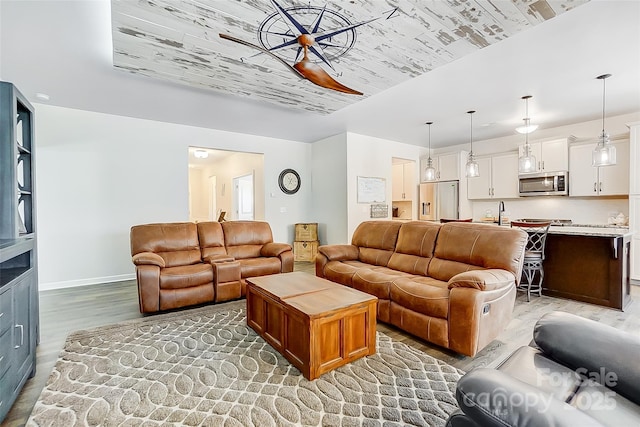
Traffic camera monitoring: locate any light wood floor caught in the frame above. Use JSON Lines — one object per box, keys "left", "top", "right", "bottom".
{"left": 3, "top": 262, "right": 640, "bottom": 426}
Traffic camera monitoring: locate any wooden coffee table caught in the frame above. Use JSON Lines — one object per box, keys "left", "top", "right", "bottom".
{"left": 246, "top": 272, "right": 377, "bottom": 380}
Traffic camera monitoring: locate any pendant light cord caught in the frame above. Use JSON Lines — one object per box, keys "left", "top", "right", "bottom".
{"left": 602, "top": 77, "right": 606, "bottom": 134}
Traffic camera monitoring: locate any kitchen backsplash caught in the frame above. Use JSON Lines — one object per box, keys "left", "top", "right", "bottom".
{"left": 471, "top": 197, "right": 629, "bottom": 225}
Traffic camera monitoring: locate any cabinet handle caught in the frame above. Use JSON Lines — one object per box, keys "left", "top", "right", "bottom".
{"left": 14, "top": 324, "right": 24, "bottom": 348}
{"left": 538, "top": 161, "right": 541, "bottom": 170}
{"left": 593, "top": 182, "right": 597, "bottom": 192}
{"left": 599, "top": 182, "right": 603, "bottom": 192}
{"left": 437, "top": 171, "right": 440, "bottom": 179}
{"left": 542, "top": 161, "right": 545, "bottom": 170}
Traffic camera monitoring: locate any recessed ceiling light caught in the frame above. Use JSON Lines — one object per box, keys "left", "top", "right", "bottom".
{"left": 194, "top": 149, "right": 209, "bottom": 159}
{"left": 35, "top": 93, "right": 50, "bottom": 101}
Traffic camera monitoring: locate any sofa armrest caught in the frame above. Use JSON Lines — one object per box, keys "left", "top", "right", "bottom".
{"left": 318, "top": 244, "right": 359, "bottom": 261}
{"left": 455, "top": 368, "right": 605, "bottom": 427}
{"left": 261, "top": 242, "right": 292, "bottom": 257}
{"left": 534, "top": 311, "right": 640, "bottom": 405}
{"left": 132, "top": 252, "right": 165, "bottom": 267}
{"left": 448, "top": 269, "right": 515, "bottom": 291}
{"left": 135, "top": 264, "right": 161, "bottom": 313}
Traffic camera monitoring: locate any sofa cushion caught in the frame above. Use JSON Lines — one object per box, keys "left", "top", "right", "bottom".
{"left": 197, "top": 221, "right": 228, "bottom": 260}
{"left": 387, "top": 221, "right": 440, "bottom": 275}
{"left": 131, "top": 222, "right": 202, "bottom": 268}
{"left": 352, "top": 221, "right": 402, "bottom": 267}
{"left": 428, "top": 222, "right": 526, "bottom": 282}
{"left": 160, "top": 264, "right": 213, "bottom": 289}
{"left": 323, "top": 260, "right": 371, "bottom": 286}
{"left": 237, "top": 257, "right": 281, "bottom": 278}
{"left": 497, "top": 346, "right": 582, "bottom": 402}
{"left": 352, "top": 267, "right": 414, "bottom": 300}
{"left": 222, "top": 221, "right": 273, "bottom": 259}
{"left": 390, "top": 276, "right": 450, "bottom": 319}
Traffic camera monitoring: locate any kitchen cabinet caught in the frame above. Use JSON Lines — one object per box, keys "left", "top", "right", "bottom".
{"left": 543, "top": 231, "right": 631, "bottom": 310}
{"left": 420, "top": 152, "right": 460, "bottom": 182}
{"left": 518, "top": 138, "right": 569, "bottom": 173}
{"left": 467, "top": 152, "right": 519, "bottom": 199}
{"left": 569, "top": 140, "right": 629, "bottom": 196}
{"left": 392, "top": 162, "right": 415, "bottom": 201}
{"left": 0, "top": 82, "right": 38, "bottom": 423}
{"left": 629, "top": 122, "right": 640, "bottom": 280}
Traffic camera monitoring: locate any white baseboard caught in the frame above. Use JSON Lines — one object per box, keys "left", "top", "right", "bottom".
{"left": 40, "top": 273, "right": 136, "bottom": 291}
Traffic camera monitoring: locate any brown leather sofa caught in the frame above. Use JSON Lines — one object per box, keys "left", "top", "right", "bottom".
{"left": 316, "top": 220, "right": 527, "bottom": 356}
{"left": 130, "top": 220, "right": 293, "bottom": 313}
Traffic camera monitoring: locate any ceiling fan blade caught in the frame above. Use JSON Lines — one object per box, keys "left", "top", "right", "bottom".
{"left": 293, "top": 60, "right": 363, "bottom": 95}
{"left": 219, "top": 33, "right": 303, "bottom": 79}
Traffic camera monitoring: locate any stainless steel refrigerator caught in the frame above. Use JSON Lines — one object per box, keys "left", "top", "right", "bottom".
{"left": 419, "top": 181, "right": 459, "bottom": 221}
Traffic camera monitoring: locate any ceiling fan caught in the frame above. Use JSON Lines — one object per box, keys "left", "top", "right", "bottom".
{"left": 220, "top": 0, "right": 397, "bottom": 96}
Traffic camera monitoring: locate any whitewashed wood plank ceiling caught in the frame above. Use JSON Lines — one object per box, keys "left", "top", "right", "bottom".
{"left": 111, "top": 0, "right": 589, "bottom": 114}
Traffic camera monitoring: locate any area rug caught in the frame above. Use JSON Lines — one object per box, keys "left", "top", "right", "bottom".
{"left": 27, "top": 302, "right": 463, "bottom": 427}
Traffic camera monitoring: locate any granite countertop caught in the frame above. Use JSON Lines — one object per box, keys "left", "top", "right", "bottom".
{"left": 547, "top": 224, "right": 632, "bottom": 238}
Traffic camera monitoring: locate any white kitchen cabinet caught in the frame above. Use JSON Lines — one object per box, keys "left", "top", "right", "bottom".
{"left": 569, "top": 140, "right": 629, "bottom": 196}
{"left": 467, "top": 152, "right": 519, "bottom": 199}
{"left": 392, "top": 162, "right": 415, "bottom": 201}
{"left": 420, "top": 152, "right": 460, "bottom": 182}
{"left": 518, "top": 138, "right": 569, "bottom": 173}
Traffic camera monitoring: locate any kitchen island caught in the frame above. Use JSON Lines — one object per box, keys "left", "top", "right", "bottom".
{"left": 542, "top": 225, "right": 632, "bottom": 311}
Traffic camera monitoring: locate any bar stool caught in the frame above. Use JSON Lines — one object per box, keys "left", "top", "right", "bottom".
{"left": 510, "top": 221, "right": 552, "bottom": 301}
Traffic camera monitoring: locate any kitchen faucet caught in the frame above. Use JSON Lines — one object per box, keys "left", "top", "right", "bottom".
{"left": 498, "top": 201, "right": 505, "bottom": 225}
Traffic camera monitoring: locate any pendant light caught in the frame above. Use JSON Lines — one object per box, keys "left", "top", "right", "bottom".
{"left": 465, "top": 110, "right": 480, "bottom": 178}
{"left": 592, "top": 74, "right": 616, "bottom": 167}
{"left": 518, "top": 95, "right": 538, "bottom": 174}
{"left": 424, "top": 122, "right": 437, "bottom": 181}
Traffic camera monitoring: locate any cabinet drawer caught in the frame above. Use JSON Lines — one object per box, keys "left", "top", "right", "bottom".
{"left": 294, "top": 241, "right": 319, "bottom": 262}
{"left": 0, "top": 329, "right": 11, "bottom": 379}
{"left": 295, "top": 223, "right": 318, "bottom": 241}
{"left": 0, "top": 292, "right": 11, "bottom": 335}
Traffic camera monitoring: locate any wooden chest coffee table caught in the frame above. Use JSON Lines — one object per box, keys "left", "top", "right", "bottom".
{"left": 246, "top": 272, "right": 377, "bottom": 380}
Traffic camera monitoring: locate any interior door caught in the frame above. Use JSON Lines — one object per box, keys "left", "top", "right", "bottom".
{"left": 233, "top": 173, "right": 254, "bottom": 220}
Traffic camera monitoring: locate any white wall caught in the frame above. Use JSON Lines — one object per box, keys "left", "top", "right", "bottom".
{"left": 346, "top": 133, "right": 428, "bottom": 240}
{"left": 35, "top": 104, "right": 311, "bottom": 290}
{"left": 188, "top": 167, "right": 209, "bottom": 222}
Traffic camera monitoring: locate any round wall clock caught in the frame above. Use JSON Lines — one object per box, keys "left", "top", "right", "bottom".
{"left": 278, "top": 169, "right": 301, "bottom": 195}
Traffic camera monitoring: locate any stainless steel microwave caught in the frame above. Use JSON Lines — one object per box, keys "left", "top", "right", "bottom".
{"left": 518, "top": 171, "right": 568, "bottom": 196}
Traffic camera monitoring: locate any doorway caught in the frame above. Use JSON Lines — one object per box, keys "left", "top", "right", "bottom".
{"left": 188, "top": 147, "right": 264, "bottom": 222}
{"left": 233, "top": 173, "right": 254, "bottom": 220}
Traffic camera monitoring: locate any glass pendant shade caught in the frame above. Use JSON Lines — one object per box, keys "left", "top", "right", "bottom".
{"left": 465, "top": 111, "right": 480, "bottom": 178}
{"left": 592, "top": 74, "right": 616, "bottom": 167}
{"left": 424, "top": 121, "right": 437, "bottom": 181}
{"left": 466, "top": 152, "right": 480, "bottom": 178}
{"left": 424, "top": 157, "right": 437, "bottom": 181}
{"left": 592, "top": 131, "right": 617, "bottom": 167}
{"left": 517, "top": 96, "right": 538, "bottom": 173}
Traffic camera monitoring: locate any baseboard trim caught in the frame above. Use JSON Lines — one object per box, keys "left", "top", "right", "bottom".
{"left": 40, "top": 274, "right": 136, "bottom": 291}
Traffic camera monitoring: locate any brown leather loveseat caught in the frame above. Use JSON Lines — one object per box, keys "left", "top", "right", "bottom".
{"left": 130, "top": 220, "right": 293, "bottom": 313}
{"left": 316, "top": 220, "right": 527, "bottom": 356}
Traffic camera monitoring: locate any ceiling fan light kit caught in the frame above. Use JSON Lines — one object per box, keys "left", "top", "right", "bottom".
{"left": 592, "top": 74, "right": 616, "bottom": 167}
{"left": 465, "top": 110, "right": 480, "bottom": 178}
{"left": 518, "top": 95, "right": 538, "bottom": 174}
{"left": 424, "top": 122, "right": 437, "bottom": 181}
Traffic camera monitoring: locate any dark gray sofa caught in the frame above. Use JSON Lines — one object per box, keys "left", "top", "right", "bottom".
{"left": 446, "top": 311, "right": 640, "bottom": 427}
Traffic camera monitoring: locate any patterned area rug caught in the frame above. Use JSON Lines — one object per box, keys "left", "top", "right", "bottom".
{"left": 28, "top": 302, "right": 463, "bottom": 427}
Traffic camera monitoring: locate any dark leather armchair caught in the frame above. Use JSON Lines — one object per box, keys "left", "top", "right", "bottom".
{"left": 446, "top": 311, "right": 640, "bottom": 427}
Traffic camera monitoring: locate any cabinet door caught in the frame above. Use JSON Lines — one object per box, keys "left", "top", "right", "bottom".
{"left": 598, "top": 140, "right": 629, "bottom": 196}
{"left": 437, "top": 153, "right": 459, "bottom": 181}
{"left": 402, "top": 163, "right": 415, "bottom": 200}
{"left": 541, "top": 139, "right": 569, "bottom": 172}
{"left": 491, "top": 152, "right": 519, "bottom": 199}
{"left": 518, "top": 142, "right": 542, "bottom": 173}
{"left": 467, "top": 157, "right": 492, "bottom": 199}
{"left": 569, "top": 143, "right": 599, "bottom": 196}
{"left": 12, "top": 273, "right": 34, "bottom": 391}
{"left": 392, "top": 164, "right": 404, "bottom": 200}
